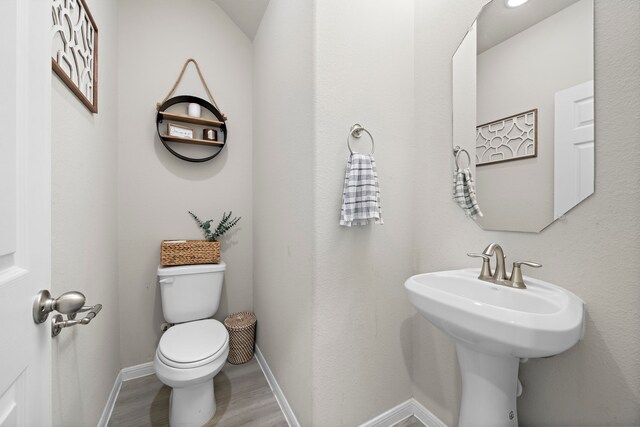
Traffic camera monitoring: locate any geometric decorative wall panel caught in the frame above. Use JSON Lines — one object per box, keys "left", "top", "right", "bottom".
{"left": 476, "top": 109, "right": 537, "bottom": 166}
{"left": 51, "top": 0, "right": 98, "bottom": 113}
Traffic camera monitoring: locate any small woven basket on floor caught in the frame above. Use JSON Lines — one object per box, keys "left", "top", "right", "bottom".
{"left": 160, "top": 240, "right": 220, "bottom": 266}
{"left": 224, "top": 312, "right": 257, "bottom": 365}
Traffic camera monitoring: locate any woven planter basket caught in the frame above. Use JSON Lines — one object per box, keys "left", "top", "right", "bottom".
{"left": 160, "top": 240, "right": 220, "bottom": 266}
{"left": 224, "top": 312, "right": 257, "bottom": 365}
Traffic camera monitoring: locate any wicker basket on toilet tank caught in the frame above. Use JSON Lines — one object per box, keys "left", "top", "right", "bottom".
{"left": 160, "top": 211, "right": 241, "bottom": 266}
{"left": 160, "top": 240, "right": 220, "bottom": 266}
{"left": 224, "top": 312, "right": 257, "bottom": 364}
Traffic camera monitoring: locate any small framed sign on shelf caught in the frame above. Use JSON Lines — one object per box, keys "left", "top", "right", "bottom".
{"left": 167, "top": 123, "right": 194, "bottom": 139}
{"left": 203, "top": 128, "right": 218, "bottom": 141}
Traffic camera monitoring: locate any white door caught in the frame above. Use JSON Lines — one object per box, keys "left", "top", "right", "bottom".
{"left": 554, "top": 80, "right": 595, "bottom": 219}
{"left": 0, "top": 0, "right": 52, "bottom": 426}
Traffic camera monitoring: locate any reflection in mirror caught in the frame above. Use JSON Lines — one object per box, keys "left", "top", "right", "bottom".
{"left": 452, "top": 0, "right": 594, "bottom": 232}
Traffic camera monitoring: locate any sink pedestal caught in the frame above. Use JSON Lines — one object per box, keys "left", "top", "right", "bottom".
{"left": 456, "top": 343, "right": 520, "bottom": 427}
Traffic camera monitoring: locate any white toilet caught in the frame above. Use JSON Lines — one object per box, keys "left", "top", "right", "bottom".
{"left": 154, "top": 262, "right": 229, "bottom": 427}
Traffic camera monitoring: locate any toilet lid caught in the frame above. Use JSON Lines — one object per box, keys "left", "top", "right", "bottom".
{"left": 158, "top": 319, "right": 228, "bottom": 366}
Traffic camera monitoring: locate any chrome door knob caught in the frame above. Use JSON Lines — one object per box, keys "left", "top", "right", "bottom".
{"left": 33, "top": 290, "right": 86, "bottom": 324}
{"left": 52, "top": 291, "right": 86, "bottom": 314}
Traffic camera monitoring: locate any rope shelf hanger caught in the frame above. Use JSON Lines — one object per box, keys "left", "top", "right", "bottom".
{"left": 156, "top": 58, "right": 227, "bottom": 121}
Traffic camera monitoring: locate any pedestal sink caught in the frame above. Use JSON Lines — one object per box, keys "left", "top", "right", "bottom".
{"left": 405, "top": 269, "right": 584, "bottom": 427}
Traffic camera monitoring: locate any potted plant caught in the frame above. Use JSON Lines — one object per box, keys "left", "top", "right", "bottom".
{"left": 160, "top": 211, "right": 241, "bottom": 266}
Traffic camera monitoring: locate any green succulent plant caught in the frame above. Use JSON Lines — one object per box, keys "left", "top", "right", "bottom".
{"left": 189, "top": 211, "right": 241, "bottom": 242}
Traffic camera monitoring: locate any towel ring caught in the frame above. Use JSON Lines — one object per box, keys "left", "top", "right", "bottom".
{"left": 453, "top": 146, "right": 471, "bottom": 169}
{"left": 347, "top": 123, "right": 375, "bottom": 155}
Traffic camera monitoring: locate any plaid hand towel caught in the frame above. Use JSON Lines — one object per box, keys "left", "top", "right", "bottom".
{"left": 340, "top": 154, "right": 384, "bottom": 227}
{"left": 453, "top": 168, "right": 483, "bottom": 219}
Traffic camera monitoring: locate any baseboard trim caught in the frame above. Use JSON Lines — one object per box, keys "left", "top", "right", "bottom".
{"left": 358, "top": 398, "right": 447, "bottom": 427}
{"left": 254, "top": 345, "right": 301, "bottom": 427}
{"left": 411, "top": 399, "right": 447, "bottom": 427}
{"left": 121, "top": 361, "right": 155, "bottom": 381}
{"left": 96, "top": 370, "right": 123, "bottom": 427}
{"left": 358, "top": 399, "right": 415, "bottom": 427}
{"left": 97, "top": 361, "right": 155, "bottom": 427}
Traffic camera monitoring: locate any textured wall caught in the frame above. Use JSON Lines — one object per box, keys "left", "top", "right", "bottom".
{"left": 117, "top": 0, "right": 254, "bottom": 367}
{"left": 51, "top": 0, "right": 121, "bottom": 425}
{"left": 413, "top": 0, "right": 640, "bottom": 425}
{"left": 311, "top": 0, "right": 416, "bottom": 424}
{"left": 252, "top": 0, "right": 315, "bottom": 424}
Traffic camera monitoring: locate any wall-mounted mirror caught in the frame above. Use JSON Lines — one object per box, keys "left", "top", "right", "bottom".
{"left": 452, "top": 0, "right": 594, "bottom": 232}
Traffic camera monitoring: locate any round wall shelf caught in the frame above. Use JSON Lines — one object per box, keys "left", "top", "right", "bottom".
{"left": 156, "top": 95, "right": 228, "bottom": 163}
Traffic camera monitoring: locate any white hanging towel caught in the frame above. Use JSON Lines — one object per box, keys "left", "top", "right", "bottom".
{"left": 453, "top": 168, "right": 483, "bottom": 219}
{"left": 340, "top": 154, "right": 384, "bottom": 226}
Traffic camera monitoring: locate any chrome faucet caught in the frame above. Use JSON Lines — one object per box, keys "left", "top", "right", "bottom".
{"left": 468, "top": 243, "right": 542, "bottom": 289}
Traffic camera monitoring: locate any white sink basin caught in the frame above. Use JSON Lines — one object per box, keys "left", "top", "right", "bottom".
{"left": 405, "top": 268, "right": 584, "bottom": 358}
{"left": 405, "top": 268, "right": 585, "bottom": 427}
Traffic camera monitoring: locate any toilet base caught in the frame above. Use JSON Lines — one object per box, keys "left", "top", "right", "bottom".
{"left": 169, "top": 378, "right": 216, "bottom": 427}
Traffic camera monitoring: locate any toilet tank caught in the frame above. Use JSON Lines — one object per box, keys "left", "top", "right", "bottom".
{"left": 157, "top": 262, "right": 226, "bottom": 324}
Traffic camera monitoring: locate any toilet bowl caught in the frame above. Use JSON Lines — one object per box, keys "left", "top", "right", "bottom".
{"left": 154, "top": 319, "right": 229, "bottom": 427}
{"left": 154, "top": 262, "right": 227, "bottom": 427}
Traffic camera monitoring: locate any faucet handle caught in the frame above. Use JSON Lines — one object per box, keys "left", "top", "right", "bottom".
{"left": 510, "top": 261, "right": 542, "bottom": 289}
{"left": 467, "top": 253, "right": 492, "bottom": 280}
{"left": 467, "top": 253, "right": 490, "bottom": 260}
{"left": 513, "top": 261, "right": 542, "bottom": 268}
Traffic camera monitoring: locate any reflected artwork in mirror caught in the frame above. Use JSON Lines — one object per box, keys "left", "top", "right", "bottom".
{"left": 452, "top": 0, "right": 594, "bottom": 232}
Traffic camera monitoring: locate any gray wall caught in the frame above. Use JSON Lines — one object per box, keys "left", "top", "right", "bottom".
{"left": 311, "top": 0, "right": 416, "bottom": 424}
{"left": 252, "top": 0, "right": 315, "bottom": 424}
{"left": 51, "top": 0, "right": 121, "bottom": 425}
{"left": 253, "top": 1, "right": 417, "bottom": 424}
{"left": 413, "top": 0, "right": 640, "bottom": 425}
{"left": 116, "top": 0, "right": 254, "bottom": 368}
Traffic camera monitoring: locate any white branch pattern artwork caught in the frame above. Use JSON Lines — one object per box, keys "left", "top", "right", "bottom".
{"left": 52, "top": 0, "right": 98, "bottom": 112}
{"left": 476, "top": 109, "right": 537, "bottom": 166}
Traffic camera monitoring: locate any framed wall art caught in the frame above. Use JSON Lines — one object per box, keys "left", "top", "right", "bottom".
{"left": 51, "top": 0, "right": 99, "bottom": 113}
{"left": 475, "top": 109, "right": 537, "bottom": 166}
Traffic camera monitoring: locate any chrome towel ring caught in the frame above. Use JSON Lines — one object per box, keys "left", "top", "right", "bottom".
{"left": 453, "top": 145, "right": 471, "bottom": 170}
{"left": 347, "top": 123, "right": 375, "bottom": 155}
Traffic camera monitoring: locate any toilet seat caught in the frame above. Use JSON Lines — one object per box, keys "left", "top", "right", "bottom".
{"left": 158, "top": 319, "right": 229, "bottom": 369}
